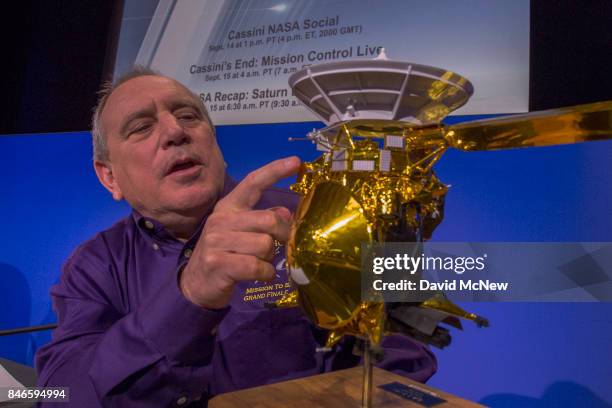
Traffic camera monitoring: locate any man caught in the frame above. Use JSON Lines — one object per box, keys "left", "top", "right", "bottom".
{"left": 36, "top": 68, "right": 436, "bottom": 406}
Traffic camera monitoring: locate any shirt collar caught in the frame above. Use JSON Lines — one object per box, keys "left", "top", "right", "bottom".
{"left": 132, "top": 173, "right": 239, "bottom": 244}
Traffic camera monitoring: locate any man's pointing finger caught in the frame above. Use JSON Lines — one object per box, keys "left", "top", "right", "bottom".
{"left": 216, "top": 156, "right": 301, "bottom": 212}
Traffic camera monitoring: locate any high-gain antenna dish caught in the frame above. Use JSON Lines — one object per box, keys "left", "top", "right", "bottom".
{"left": 289, "top": 50, "right": 474, "bottom": 126}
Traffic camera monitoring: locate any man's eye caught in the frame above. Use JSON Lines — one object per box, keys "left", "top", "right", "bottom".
{"left": 130, "top": 123, "right": 152, "bottom": 135}
{"left": 177, "top": 111, "right": 199, "bottom": 121}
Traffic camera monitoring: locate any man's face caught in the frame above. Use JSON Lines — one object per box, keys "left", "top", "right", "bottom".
{"left": 97, "top": 75, "right": 225, "bottom": 220}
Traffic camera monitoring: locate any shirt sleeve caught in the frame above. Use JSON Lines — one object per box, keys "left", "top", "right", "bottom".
{"left": 35, "top": 244, "right": 228, "bottom": 407}
{"left": 375, "top": 334, "right": 437, "bottom": 382}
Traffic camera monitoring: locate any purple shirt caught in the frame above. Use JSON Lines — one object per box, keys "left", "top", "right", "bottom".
{"left": 36, "top": 180, "right": 436, "bottom": 407}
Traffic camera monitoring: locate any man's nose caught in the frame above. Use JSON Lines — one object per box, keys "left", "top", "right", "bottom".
{"left": 159, "top": 113, "right": 190, "bottom": 148}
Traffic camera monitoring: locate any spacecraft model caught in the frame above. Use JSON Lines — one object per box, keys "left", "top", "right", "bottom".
{"left": 271, "top": 50, "right": 612, "bottom": 355}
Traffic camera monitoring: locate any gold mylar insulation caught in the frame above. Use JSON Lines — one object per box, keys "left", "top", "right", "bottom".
{"left": 279, "top": 57, "right": 612, "bottom": 349}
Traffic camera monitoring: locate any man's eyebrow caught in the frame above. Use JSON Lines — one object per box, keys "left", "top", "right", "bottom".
{"left": 119, "top": 107, "right": 155, "bottom": 136}
{"left": 168, "top": 99, "right": 202, "bottom": 113}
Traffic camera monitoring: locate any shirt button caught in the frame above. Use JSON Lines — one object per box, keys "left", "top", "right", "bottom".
{"left": 152, "top": 243, "right": 160, "bottom": 251}
{"left": 176, "top": 396, "right": 188, "bottom": 406}
{"left": 184, "top": 248, "right": 193, "bottom": 258}
{"left": 144, "top": 220, "right": 155, "bottom": 229}
{"left": 211, "top": 325, "right": 219, "bottom": 336}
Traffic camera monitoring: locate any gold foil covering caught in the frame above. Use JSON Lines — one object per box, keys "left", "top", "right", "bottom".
{"left": 279, "top": 59, "right": 612, "bottom": 347}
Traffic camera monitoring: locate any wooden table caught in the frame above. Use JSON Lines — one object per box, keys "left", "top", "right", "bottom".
{"left": 210, "top": 366, "right": 482, "bottom": 407}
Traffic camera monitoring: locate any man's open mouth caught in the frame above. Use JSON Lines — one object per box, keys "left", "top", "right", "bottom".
{"left": 166, "top": 158, "right": 201, "bottom": 176}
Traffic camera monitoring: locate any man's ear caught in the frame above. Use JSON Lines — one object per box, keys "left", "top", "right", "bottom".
{"left": 94, "top": 160, "right": 123, "bottom": 201}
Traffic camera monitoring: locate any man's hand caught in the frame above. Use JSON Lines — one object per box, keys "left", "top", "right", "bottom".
{"left": 179, "top": 156, "right": 301, "bottom": 309}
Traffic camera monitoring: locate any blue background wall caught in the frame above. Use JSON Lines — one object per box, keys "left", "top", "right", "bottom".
{"left": 1, "top": 117, "right": 611, "bottom": 406}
